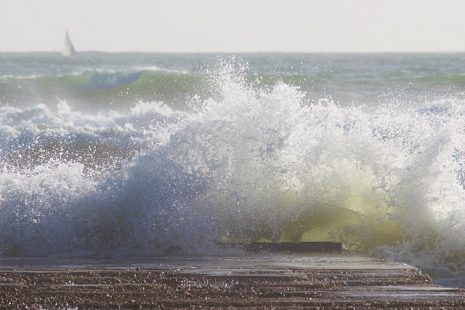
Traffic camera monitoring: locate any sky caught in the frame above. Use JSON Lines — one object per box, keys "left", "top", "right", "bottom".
{"left": 2, "top": 0, "right": 465, "bottom": 53}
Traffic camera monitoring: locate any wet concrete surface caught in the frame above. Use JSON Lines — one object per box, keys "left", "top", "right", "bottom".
{"left": 1, "top": 254, "right": 464, "bottom": 309}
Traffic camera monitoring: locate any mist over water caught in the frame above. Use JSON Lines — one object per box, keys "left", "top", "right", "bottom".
{"left": 1, "top": 53, "right": 465, "bottom": 286}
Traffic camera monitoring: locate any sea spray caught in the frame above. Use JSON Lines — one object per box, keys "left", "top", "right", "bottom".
{"left": 1, "top": 59, "right": 465, "bottom": 285}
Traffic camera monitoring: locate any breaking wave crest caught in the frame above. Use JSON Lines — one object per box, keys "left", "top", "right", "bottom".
{"left": 1, "top": 62, "right": 465, "bottom": 285}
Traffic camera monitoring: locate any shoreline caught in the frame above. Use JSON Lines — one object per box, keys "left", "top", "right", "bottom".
{"left": 1, "top": 254, "right": 464, "bottom": 309}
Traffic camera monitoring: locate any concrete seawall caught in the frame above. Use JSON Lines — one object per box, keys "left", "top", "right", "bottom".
{"left": 1, "top": 255, "right": 464, "bottom": 308}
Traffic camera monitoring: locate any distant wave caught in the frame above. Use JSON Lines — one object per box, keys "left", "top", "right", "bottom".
{"left": 413, "top": 74, "right": 465, "bottom": 86}
{"left": 0, "top": 70, "right": 210, "bottom": 108}
{"left": 3, "top": 67, "right": 465, "bottom": 110}
{"left": 0, "top": 70, "right": 321, "bottom": 109}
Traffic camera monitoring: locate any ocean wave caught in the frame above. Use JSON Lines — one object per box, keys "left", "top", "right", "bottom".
{"left": 0, "top": 70, "right": 212, "bottom": 109}
{"left": 1, "top": 62, "right": 465, "bottom": 285}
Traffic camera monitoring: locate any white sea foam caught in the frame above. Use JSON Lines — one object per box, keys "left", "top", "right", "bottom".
{"left": 1, "top": 62, "right": 465, "bottom": 284}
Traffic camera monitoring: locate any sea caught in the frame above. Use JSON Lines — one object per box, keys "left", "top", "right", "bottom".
{"left": 1, "top": 52, "right": 465, "bottom": 286}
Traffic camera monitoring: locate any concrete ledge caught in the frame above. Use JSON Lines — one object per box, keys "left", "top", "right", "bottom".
{"left": 1, "top": 255, "right": 464, "bottom": 308}
{"left": 217, "top": 241, "right": 343, "bottom": 253}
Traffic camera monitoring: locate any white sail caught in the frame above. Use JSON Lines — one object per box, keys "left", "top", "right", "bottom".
{"left": 62, "top": 31, "right": 76, "bottom": 57}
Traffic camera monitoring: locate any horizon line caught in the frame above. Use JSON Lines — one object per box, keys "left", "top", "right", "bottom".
{"left": 2, "top": 49, "right": 465, "bottom": 54}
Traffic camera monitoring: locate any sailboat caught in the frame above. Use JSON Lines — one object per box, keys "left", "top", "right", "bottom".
{"left": 62, "top": 31, "right": 76, "bottom": 57}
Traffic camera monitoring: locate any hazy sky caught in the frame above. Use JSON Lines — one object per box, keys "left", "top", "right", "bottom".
{"left": 2, "top": 0, "right": 465, "bottom": 52}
